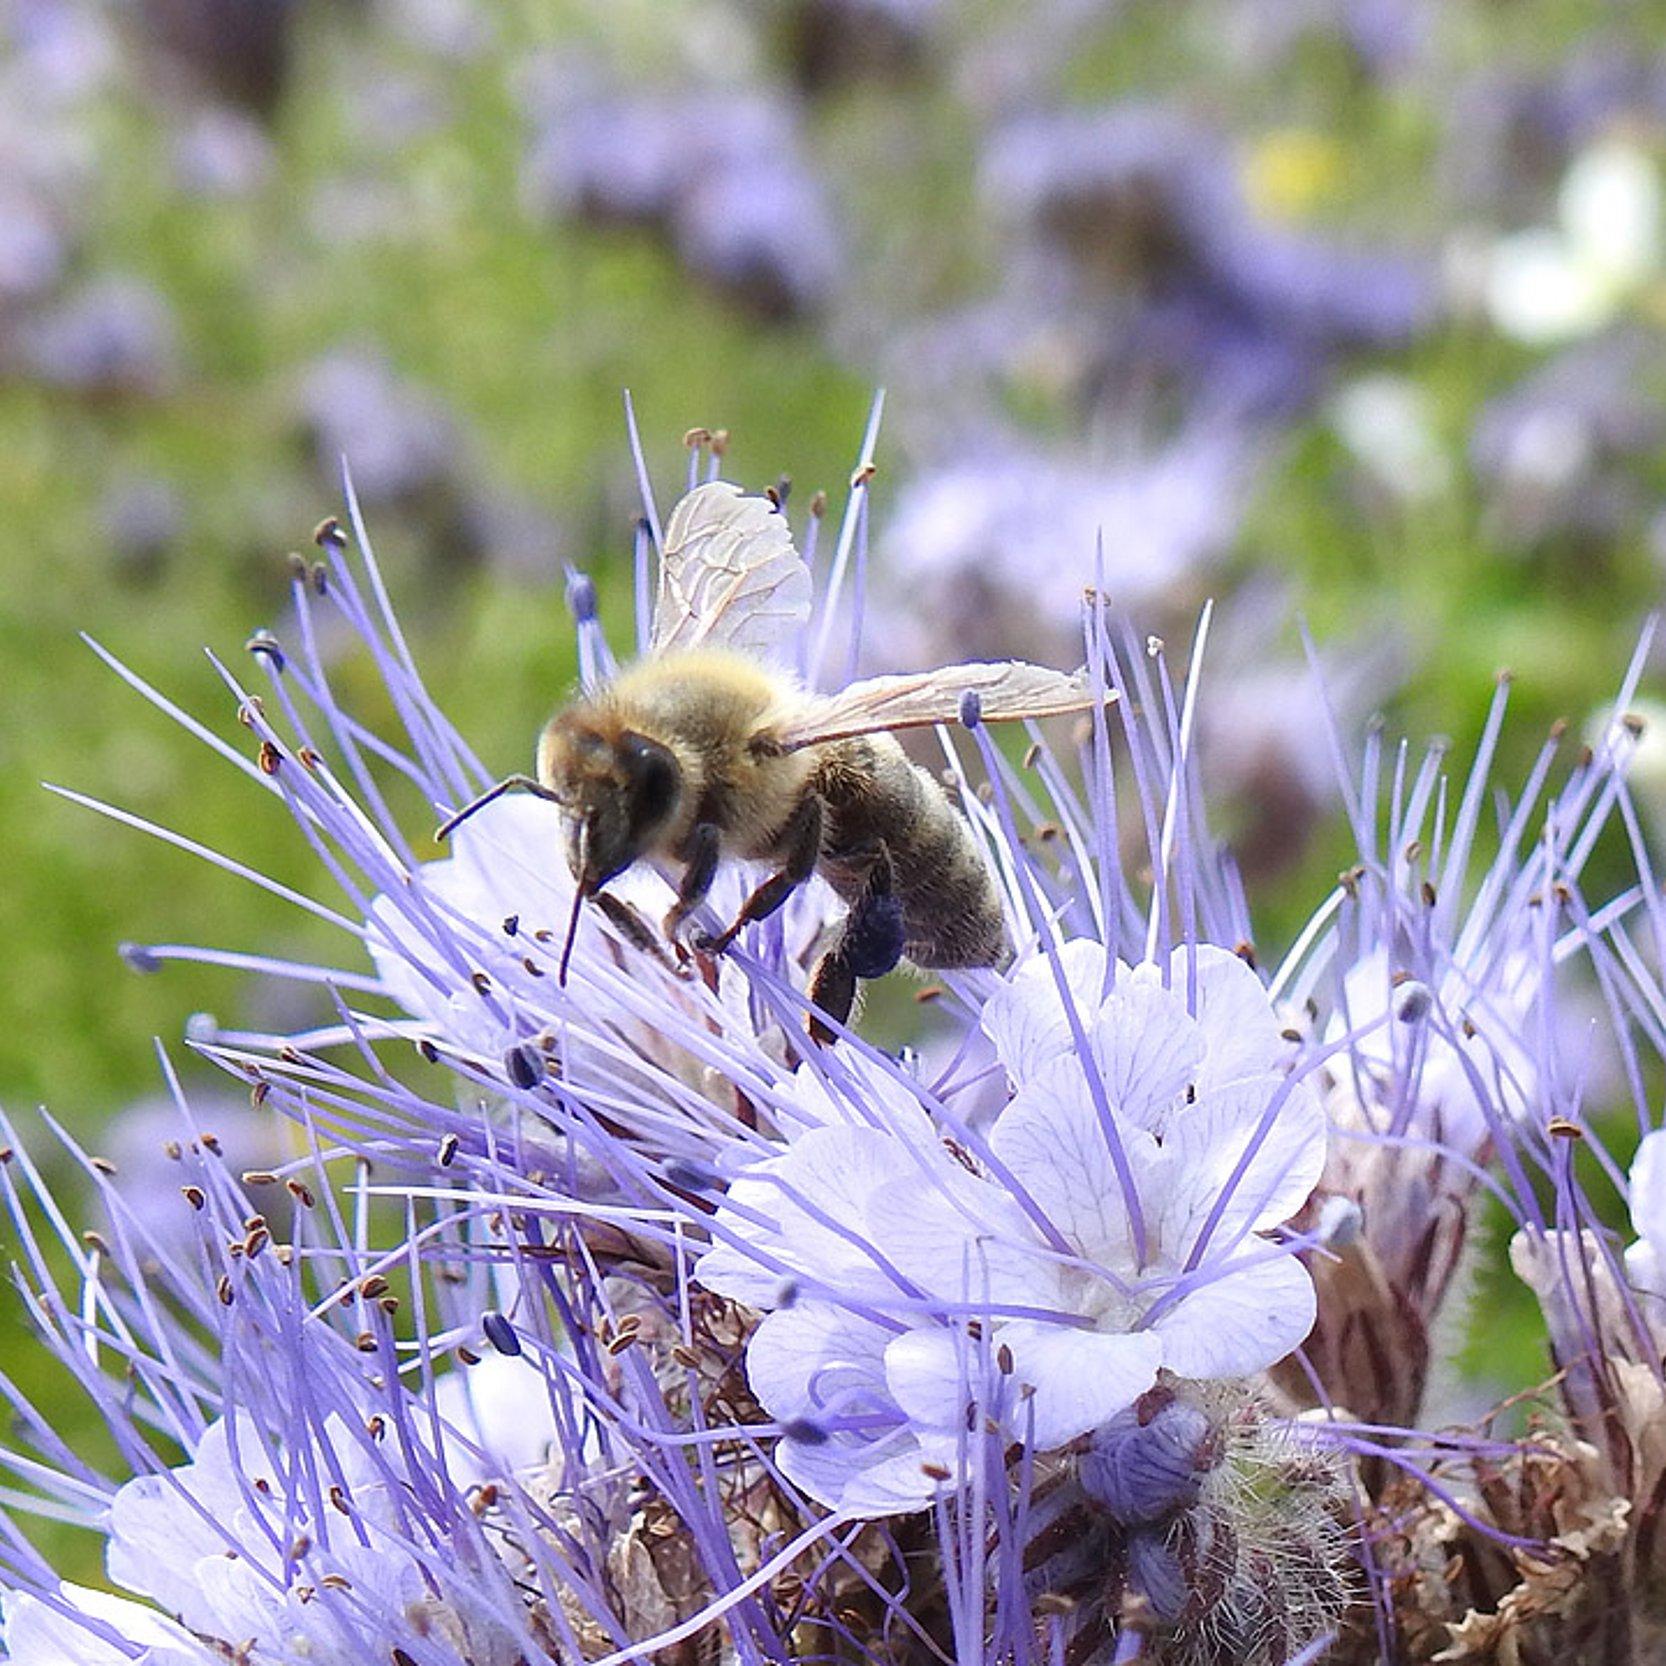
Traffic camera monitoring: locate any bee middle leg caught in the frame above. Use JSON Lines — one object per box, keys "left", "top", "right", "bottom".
{"left": 698, "top": 795, "right": 823, "bottom": 956}
{"left": 662, "top": 822, "right": 722, "bottom": 952}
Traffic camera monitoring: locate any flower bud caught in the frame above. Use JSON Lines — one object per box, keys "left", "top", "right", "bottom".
{"left": 1079, "top": 1388, "right": 1215, "bottom": 1523}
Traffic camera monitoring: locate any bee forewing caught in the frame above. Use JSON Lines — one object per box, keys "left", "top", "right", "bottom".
{"left": 775, "top": 662, "right": 1110, "bottom": 751}
{"left": 651, "top": 482, "right": 813, "bottom": 660}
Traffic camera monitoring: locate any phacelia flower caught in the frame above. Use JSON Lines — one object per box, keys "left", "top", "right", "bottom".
{"left": 13, "top": 411, "right": 1666, "bottom": 1666}
{"left": 694, "top": 940, "right": 1325, "bottom": 1516}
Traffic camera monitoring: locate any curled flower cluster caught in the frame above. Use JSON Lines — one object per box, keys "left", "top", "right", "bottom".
{"left": 4, "top": 424, "right": 1666, "bottom": 1666}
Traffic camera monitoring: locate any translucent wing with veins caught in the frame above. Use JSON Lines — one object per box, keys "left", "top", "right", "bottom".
{"left": 651, "top": 482, "right": 812, "bottom": 660}
{"left": 774, "top": 663, "right": 1107, "bottom": 751}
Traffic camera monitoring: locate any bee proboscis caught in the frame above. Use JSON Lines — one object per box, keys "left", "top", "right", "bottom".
{"left": 439, "top": 480, "right": 1108, "bottom": 1038}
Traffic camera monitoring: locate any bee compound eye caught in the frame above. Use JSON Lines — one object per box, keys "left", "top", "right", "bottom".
{"left": 621, "top": 734, "right": 679, "bottom": 830}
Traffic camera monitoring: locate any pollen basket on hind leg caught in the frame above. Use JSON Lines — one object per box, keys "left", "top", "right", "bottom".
{"left": 812, "top": 733, "right": 1006, "bottom": 972}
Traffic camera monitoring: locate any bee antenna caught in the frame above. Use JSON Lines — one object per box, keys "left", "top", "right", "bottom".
{"left": 434, "top": 775, "right": 560, "bottom": 843}
{"left": 558, "top": 825, "right": 588, "bottom": 986}
{"left": 557, "top": 885, "right": 585, "bottom": 986}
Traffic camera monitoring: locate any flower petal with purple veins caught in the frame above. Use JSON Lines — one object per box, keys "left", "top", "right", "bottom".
{"left": 979, "top": 939, "right": 1112, "bottom": 1084}
{"left": 1156, "top": 1075, "right": 1328, "bottom": 1256}
{"left": 1085, "top": 977, "right": 1207, "bottom": 1133}
{"left": 1156, "top": 945, "right": 1290, "bottom": 1094}
{"left": 988, "top": 1055, "right": 1158, "bottom": 1268}
{"left": 969, "top": 1322, "right": 1165, "bottom": 1452}
{"left": 1150, "top": 1254, "right": 1318, "bottom": 1380}
{"left": 1, "top": 1585, "right": 212, "bottom": 1666}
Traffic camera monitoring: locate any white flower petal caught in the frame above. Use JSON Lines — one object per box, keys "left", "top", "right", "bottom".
{"left": 1088, "top": 978, "right": 1204, "bottom": 1132}
{"left": 881, "top": 1327, "right": 976, "bottom": 1432}
{"left": 993, "top": 1321, "right": 1164, "bottom": 1450}
{"left": 1, "top": 1586, "right": 211, "bottom": 1665}
{"left": 1158, "top": 1076, "right": 1326, "bottom": 1257}
{"left": 695, "top": 1126, "right": 948, "bottom": 1307}
{"left": 989, "top": 1056, "right": 1154, "bottom": 1267}
{"left": 981, "top": 941, "right": 1113, "bottom": 1084}
{"left": 745, "top": 1303, "right": 897, "bottom": 1427}
{"left": 1625, "top": 1240, "right": 1666, "bottom": 1303}
{"left": 434, "top": 1351, "right": 560, "bottom": 1482}
{"left": 866, "top": 1167, "right": 1044, "bottom": 1308}
{"left": 776, "top": 1049, "right": 940, "bottom": 1145}
{"left": 1486, "top": 227, "right": 1616, "bottom": 345}
{"left": 1629, "top": 1129, "right": 1666, "bottom": 1252}
{"left": 778, "top": 1428, "right": 955, "bottom": 1517}
{"left": 1560, "top": 140, "right": 1661, "bottom": 286}
{"left": 1150, "top": 1253, "right": 1316, "bottom": 1379}
{"left": 745, "top": 1306, "right": 951, "bottom": 1515}
{"left": 1160, "top": 945, "right": 1286, "bottom": 1093}
{"left": 105, "top": 1415, "right": 263, "bottom": 1623}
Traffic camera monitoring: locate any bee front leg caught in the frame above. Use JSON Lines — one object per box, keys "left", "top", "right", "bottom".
{"left": 593, "top": 893, "right": 691, "bottom": 978}
{"left": 698, "top": 795, "right": 823, "bottom": 956}
{"left": 663, "top": 823, "right": 721, "bottom": 954}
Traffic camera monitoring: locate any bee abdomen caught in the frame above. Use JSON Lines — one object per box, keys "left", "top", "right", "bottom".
{"left": 813, "top": 737, "right": 1006, "bottom": 970}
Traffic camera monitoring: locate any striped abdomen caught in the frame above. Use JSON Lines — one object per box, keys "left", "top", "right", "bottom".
{"left": 809, "top": 735, "right": 1006, "bottom": 969}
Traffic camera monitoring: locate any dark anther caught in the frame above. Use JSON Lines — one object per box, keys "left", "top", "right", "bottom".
{"left": 245, "top": 630, "right": 286, "bottom": 670}
{"left": 504, "top": 1045, "right": 542, "bottom": 1091}
{"left": 566, "top": 572, "right": 597, "bottom": 625}
{"left": 482, "top": 1311, "right": 522, "bottom": 1357}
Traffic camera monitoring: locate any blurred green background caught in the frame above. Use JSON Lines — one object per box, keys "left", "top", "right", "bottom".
{"left": 4, "top": 0, "right": 1666, "bottom": 1468}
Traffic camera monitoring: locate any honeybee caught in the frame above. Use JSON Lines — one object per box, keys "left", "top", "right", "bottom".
{"left": 438, "top": 481, "right": 1102, "bottom": 1039}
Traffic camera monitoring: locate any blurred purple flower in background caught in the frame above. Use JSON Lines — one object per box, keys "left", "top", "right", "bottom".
{"left": 523, "top": 77, "right": 842, "bottom": 320}
{"left": 982, "top": 102, "right": 1436, "bottom": 421}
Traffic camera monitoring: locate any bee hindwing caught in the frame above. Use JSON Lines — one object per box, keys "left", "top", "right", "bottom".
{"left": 776, "top": 662, "right": 1108, "bottom": 751}
{"left": 652, "top": 482, "right": 812, "bottom": 659}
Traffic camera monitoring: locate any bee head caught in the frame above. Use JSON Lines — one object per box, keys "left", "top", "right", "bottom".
{"left": 537, "top": 713, "right": 682, "bottom": 894}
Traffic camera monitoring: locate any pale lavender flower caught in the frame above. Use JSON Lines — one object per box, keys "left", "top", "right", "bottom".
{"left": 0, "top": 1099, "right": 630, "bottom": 1665}
{"left": 297, "top": 348, "right": 463, "bottom": 509}
{"left": 170, "top": 106, "right": 276, "bottom": 198}
{"left": 981, "top": 101, "right": 1435, "bottom": 415}
{"left": 15, "top": 276, "right": 180, "bottom": 397}
{"left": 2, "top": 1583, "right": 210, "bottom": 1664}
{"left": 1270, "top": 640, "right": 1658, "bottom": 1430}
{"left": 1470, "top": 329, "right": 1665, "bottom": 553}
{"left": 873, "top": 425, "right": 1257, "bottom": 662}
{"left": 696, "top": 942, "right": 1326, "bottom": 1517}
{"left": 1446, "top": 42, "right": 1666, "bottom": 220}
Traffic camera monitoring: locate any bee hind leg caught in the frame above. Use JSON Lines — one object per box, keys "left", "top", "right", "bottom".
{"left": 806, "top": 848, "right": 904, "bottom": 1046}
{"left": 835, "top": 844, "right": 904, "bottom": 980}
{"left": 697, "top": 796, "right": 823, "bottom": 956}
{"left": 807, "top": 950, "right": 858, "bottom": 1046}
